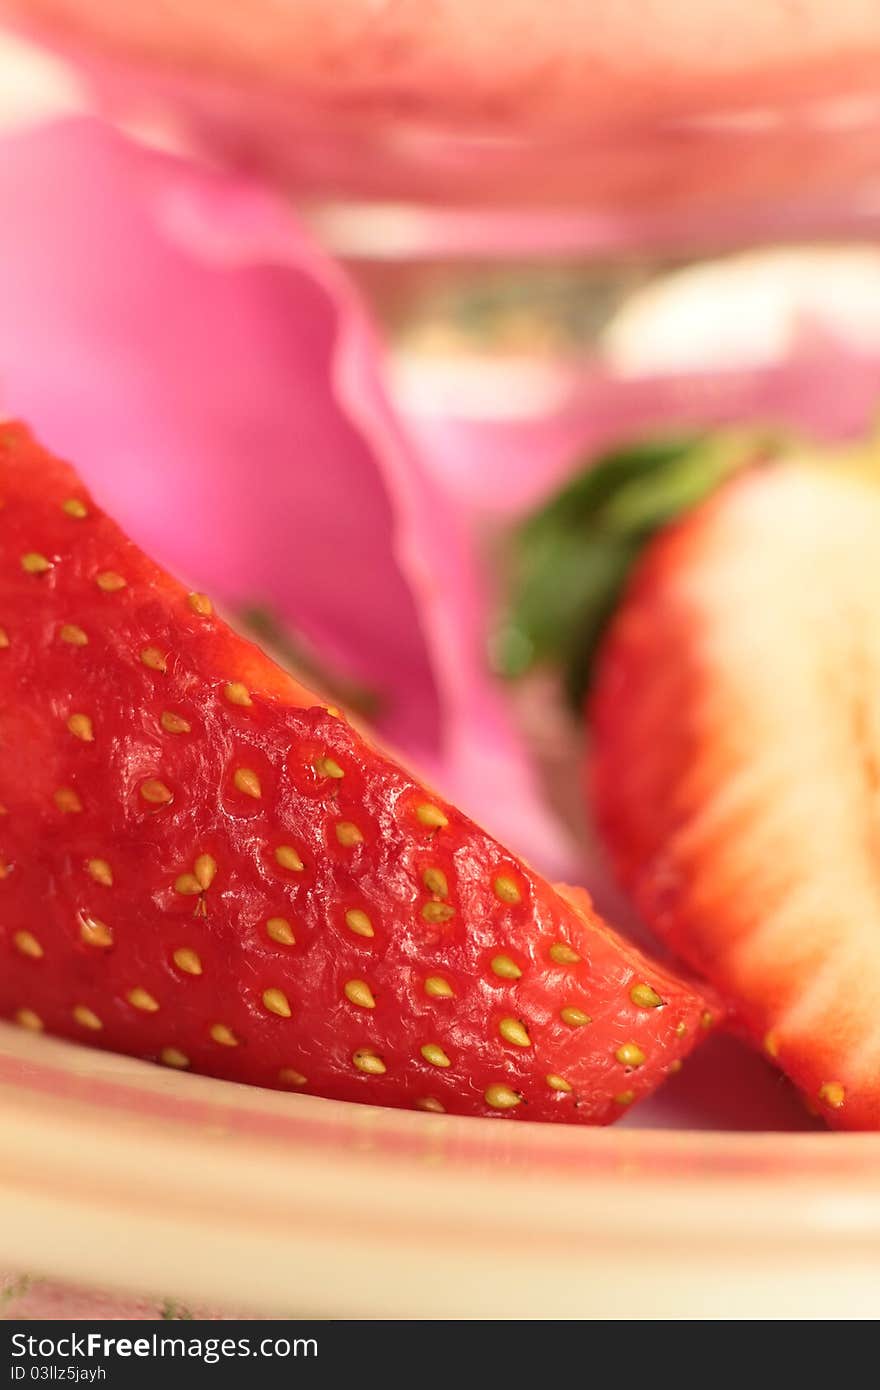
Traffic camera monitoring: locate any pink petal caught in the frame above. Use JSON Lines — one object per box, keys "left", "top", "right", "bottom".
{"left": 152, "top": 159, "right": 580, "bottom": 876}
{"left": 0, "top": 116, "right": 577, "bottom": 877}
{"left": 410, "top": 346, "right": 880, "bottom": 523}
{"left": 0, "top": 117, "right": 439, "bottom": 761}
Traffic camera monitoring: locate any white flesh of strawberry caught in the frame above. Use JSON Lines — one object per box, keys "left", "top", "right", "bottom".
{"left": 662, "top": 460, "right": 880, "bottom": 1091}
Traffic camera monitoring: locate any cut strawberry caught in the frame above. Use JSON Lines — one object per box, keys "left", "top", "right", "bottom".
{"left": 499, "top": 428, "right": 880, "bottom": 1130}
{"left": 0, "top": 423, "right": 709, "bottom": 1123}
{"left": 591, "top": 446, "right": 880, "bottom": 1131}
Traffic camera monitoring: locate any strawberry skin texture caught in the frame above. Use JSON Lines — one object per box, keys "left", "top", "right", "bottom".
{"left": 591, "top": 458, "right": 880, "bottom": 1131}
{"left": 0, "top": 423, "right": 710, "bottom": 1123}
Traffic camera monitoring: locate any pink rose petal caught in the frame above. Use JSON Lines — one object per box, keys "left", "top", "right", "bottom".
{"left": 0, "top": 116, "right": 578, "bottom": 877}
{"left": 0, "top": 117, "right": 440, "bottom": 762}
{"left": 409, "top": 343, "right": 880, "bottom": 523}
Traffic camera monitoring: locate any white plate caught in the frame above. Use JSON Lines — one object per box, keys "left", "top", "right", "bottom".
{"left": 1, "top": 1023, "right": 878, "bottom": 1319}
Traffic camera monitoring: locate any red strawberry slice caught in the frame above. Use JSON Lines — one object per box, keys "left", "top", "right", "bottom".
{"left": 591, "top": 450, "right": 880, "bottom": 1130}
{"left": 0, "top": 422, "right": 710, "bottom": 1123}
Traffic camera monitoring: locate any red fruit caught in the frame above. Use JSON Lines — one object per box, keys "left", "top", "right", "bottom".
{"left": 0, "top": 423, "right": 710, "bottom": 1123}
{"left": 591, "top": 453, "right": 880, "bottom": 1130}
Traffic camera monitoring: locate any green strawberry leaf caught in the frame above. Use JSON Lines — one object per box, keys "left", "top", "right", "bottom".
{"left": 495, "top": 428, "right": 780, "bottom": 707}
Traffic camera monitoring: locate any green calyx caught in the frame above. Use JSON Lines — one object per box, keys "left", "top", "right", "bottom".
{"left": 494, "top": 427, "right": 785, "bottom": 707}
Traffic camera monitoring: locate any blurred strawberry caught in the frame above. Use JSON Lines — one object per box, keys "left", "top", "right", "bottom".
{"left": 503, "top": 425, "right": 880, "bottom": 1130}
